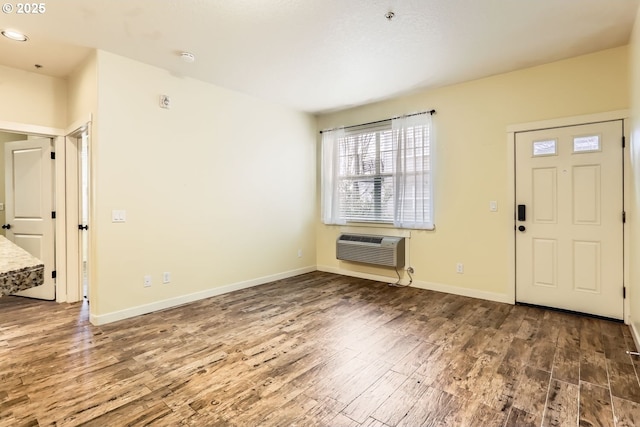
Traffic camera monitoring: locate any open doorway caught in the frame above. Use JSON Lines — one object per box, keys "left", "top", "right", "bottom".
{"left": 1, "top": 131, "right": 56, "bottom": 300}
{"left": 0, "top": 119, "right": 91, "bottom": 304}
{"left": 65, "top": 124, "right": 91, "bottom": 304}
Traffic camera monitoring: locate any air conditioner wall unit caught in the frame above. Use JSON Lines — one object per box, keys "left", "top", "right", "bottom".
{"left": 336, "top": 234, "right": 405, "bottom": 268}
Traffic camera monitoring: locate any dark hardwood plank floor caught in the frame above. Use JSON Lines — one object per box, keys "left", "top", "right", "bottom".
{"left": 1, "top": 271, "right": 639, "bottom": 426}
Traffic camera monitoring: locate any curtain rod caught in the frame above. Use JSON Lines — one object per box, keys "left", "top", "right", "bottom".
{"left": 319, "top": 109, "right": 436, "bottom": 134}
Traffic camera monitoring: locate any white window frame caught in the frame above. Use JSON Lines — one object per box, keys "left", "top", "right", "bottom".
{"left": 321, "top": 112, "right": 434, "bottom": 230}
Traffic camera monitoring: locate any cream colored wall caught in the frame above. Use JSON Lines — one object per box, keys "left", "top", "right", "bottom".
{"left": 92, "top": 51, "right": 317, "bottom": 318}
{"left": 67, "top": 52, "right": 97, "bottom": 126}
{"left": 629, "top": 10, "right": 640, "bottom": 338}
{"left": 0, "top": 64, "right": 67, "bottom": 129}
{"left": 316, "top": 46, "right": 629, "bottom": 298}
{"left": 0, "top": 65, "right": 65, "bottom": 238}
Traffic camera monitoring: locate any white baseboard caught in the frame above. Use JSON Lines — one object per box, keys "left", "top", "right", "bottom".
{"left": 317, "top": 265, "right": 512, "bottom": 305}
{"left": 93, "top": 265, "right": 513, "bottom": 325}
{"left": 631, "top": 322, "right": 640, "bottom": 352}
{"left": 410, "top": 279, "right": 513, "bottom": 304}
{"left": 317, "top": 265, "right": 409, "bottom": 285}
{"left": 90, "top": 266, "right": 316, "bottom": 325}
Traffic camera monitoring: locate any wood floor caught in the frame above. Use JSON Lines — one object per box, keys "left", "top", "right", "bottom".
{"left": 1, "top": 271, "right": 640, "bottom": 426}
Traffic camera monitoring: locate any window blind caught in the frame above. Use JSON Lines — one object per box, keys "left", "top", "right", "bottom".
{"left": 321, "top": 112, "right": 434, "bottom": 229}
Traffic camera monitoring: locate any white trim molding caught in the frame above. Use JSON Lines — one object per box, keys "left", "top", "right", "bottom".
{"left": 0, "top": 120, "right": 64, "bottom": 136}
{"left": 89, "top": 266, "right": 316, "bottom": 325}
{"left": 317, "top": 265, "right": 512, "bottom": 305}
{"left": 507, "top": 109, "right": 630, "bottom": 133}
{"left": 338, "top": 226, "right": 413, "bottom": 238}
{"left": 410, "top": 279, "right": 513, "bottom": 305}
{"left": 65, "top": 114, "right": 93, "bottom": 137}
{"left": 54, "top": 136, "right": 67, "bottom": 303}
{"left": 318, "top": 264, "right": 411, "bottom": 286}
{"left": 631, "top": 322, "right": 640, "bottom": 353}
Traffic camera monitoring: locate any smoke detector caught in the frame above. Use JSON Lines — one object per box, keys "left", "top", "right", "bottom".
{"left": 159, "top": 95, "right": 171, "bottom": 109}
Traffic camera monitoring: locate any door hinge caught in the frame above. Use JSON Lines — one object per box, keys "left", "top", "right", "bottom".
{"left": 623, "top": 136, "right": 626, "bottom": 148}
{"left": 623, "top": 211, "right": 627, "bottom": 223}
{"left": 624, "top": 286, "right": 627, "bottom": 299}
{"left": 50, "top": 152, "right": 55, "bottom": 160}
{"left": 52, "top": 270, "right": 57, "bottom": 279}
{"left": 52, "top": 211, "right": 56, "bottom": 219}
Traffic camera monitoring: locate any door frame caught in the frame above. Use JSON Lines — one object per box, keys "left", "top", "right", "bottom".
{"left": 506, "top": 110, "right": 631, "bottom": 323}
{"left": 65, "top": 121, "right": 92, "bottom": 303}
{"left": 0, "top": 116, "right": 92, "bottom": 303}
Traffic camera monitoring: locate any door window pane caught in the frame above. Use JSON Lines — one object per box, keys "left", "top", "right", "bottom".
{"left": 532, "top": 139, "right": 557, "bottom": 156}
{"left": 573, "top": 135, "right": 600, "bottom": 153}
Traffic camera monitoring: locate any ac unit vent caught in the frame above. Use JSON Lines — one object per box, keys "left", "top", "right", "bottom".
{"left": 336, "top": 234, "right": 405, "bottom": 268}
{"left": 340, "top": 235, "right": 384, "bottom": 244}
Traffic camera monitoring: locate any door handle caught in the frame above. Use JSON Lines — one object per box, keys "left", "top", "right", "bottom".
{"left": 517, "top": 205, "right": 526, "bottom": 221}
{"left": 78, "top": 224, "right": 89, "bottom": 231}
{"left": 1, "top": 224, "right": 10, "bottom": 230}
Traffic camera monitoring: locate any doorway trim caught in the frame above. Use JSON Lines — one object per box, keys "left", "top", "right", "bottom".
{"left": 506, "top": 109, "right": 631, "bottom": 323}
{"left": 65, "top": 119, "right": 92, "bottom": 303}
{"left": 0, "top": 116, "right": 92, "bottom": 303}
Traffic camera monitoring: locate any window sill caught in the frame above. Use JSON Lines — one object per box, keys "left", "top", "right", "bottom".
{"left": 339, "top": 223, "right": 413, "bottom": 238}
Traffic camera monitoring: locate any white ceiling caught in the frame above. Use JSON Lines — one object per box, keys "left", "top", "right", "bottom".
{"left": 0, "top": 0, "right": 638, "bottom": 114}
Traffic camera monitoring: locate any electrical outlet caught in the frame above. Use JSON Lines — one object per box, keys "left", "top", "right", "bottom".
{"left": 297, "top": 249, "right": 303, "bottom": 258}
{"left": 456, "top": 263, "right": 464, "bottom": 274}
{"left": 144, "top": 275, "right": 152, "bottom": 287}
{"left": 162, "top": 272, "right": 171, "bottom": 284}
{"left": 407, "top": 267, "right": 415, "bottom": 274}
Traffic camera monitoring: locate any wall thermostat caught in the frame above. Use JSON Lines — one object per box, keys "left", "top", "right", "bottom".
{"left": 159, "top": 95, "right": 171, "bottom": 109}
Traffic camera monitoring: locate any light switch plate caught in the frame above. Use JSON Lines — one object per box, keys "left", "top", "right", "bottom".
{"left": 112, "top": 210, "right": 126, "bottom": 222}
{"left": 489, "top": 201, "right": 498, "bottom": 212}
{"left": 0, "top": 202, "right": 4, "bottom": 211}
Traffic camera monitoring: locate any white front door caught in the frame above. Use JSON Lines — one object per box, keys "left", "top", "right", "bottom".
{"left": 4, "top": 138, "right": 55, "bottom": 300}
{"left": 515, "top": 121, "right": 623, "bottom": 319}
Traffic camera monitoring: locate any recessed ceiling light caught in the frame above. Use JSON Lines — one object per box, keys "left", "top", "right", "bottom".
{"left": 180, "top": 52, "right": 195, "bottom": 63}
{"left": 1, "top": 30, "right": 28, "bottom": 42}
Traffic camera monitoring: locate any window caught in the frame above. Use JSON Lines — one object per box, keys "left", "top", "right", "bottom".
{"left": 573, "top": 135, "right": 600, "bottom": 153}
{"left": 321, "top": 113, "right": 433, "bottom": 229}
{"left": 532, "top": 139, "right": 557, "bottom": 156}
{"left": 338, "top": 125, "right": 394, "bottom": 222}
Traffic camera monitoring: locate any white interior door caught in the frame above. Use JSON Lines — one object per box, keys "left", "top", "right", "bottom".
{"left": 64, "top": 129, "right": 90, "bottom": 303}
{"left": 4, "top": 138, "right": 55, "bottom": 300}
{"left": 80, "top": 131, "right": 90, "bottom": 301}
{"left": 515, "top": 121, "right": 623, "bottom": 319}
